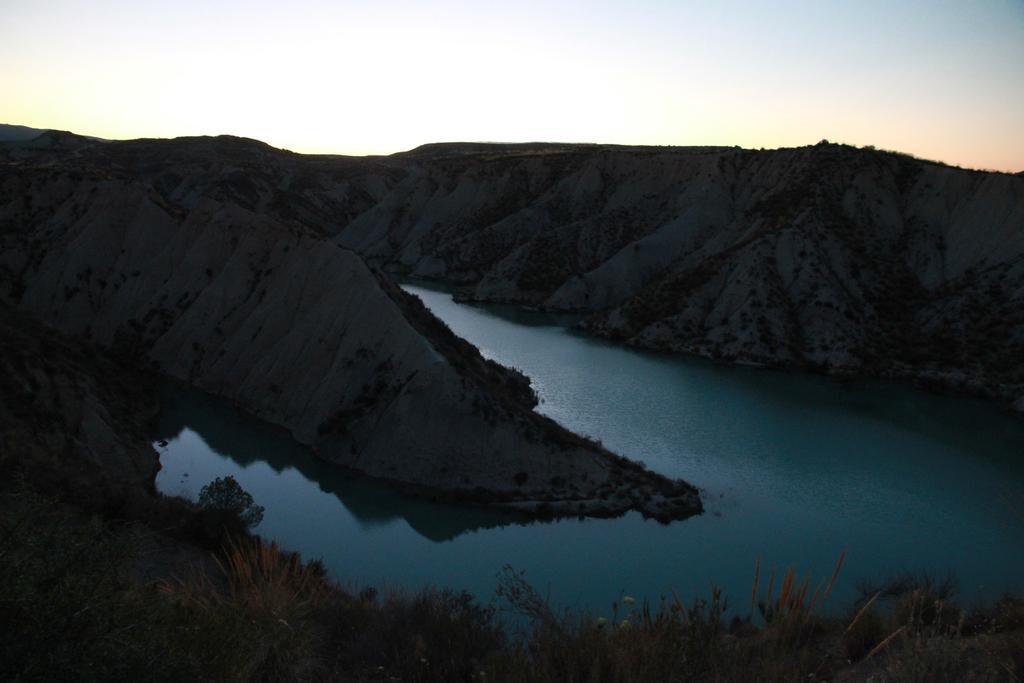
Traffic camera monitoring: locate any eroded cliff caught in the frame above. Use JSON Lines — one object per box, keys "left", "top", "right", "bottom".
{"left": 0, "top": 135, "right": 700, "bottom": 520}
{"left": 337, "top": 142, "right": 1024, "bottom": 408}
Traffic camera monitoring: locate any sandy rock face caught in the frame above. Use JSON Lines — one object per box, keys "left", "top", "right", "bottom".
{"left": 0, "top": 143, "right": 700, "bottom": 521}
{"left": 334, "top": 142, "right": 1024, "bottom": 405}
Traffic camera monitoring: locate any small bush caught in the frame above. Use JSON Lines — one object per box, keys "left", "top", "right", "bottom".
{"left": 197, "top": 476, "right": 265, "bottom": 528}
{"left": 892, "top": 588, "right": 963, "bottom": 633}
{"left": 160, "top": 536, "right": 330, "bottom": 680}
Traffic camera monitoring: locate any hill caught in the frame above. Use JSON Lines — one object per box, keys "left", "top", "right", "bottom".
{"left": 0, "top": 133, "right": 700, "bottom": 521}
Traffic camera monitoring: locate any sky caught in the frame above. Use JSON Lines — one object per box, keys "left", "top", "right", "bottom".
{"left": 1, "top": 0, "right": 1022, "bottom": 170}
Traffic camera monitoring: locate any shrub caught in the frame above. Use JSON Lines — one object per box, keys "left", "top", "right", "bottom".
{"left": 313, "top": 583, "right": 503, "bottom": 681}
{"left": 197, "top": 476, "right": 264, "bottom": 528}
{"left": 160, "top": 536, "right": 329, "bottom": 680}
{"left": 0, "top": 488, "right": 210, "bottom": 680}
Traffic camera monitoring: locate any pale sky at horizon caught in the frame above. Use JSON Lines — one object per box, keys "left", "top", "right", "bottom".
{"left": 1, "top": 0, "right": 1022, "bottom": 171}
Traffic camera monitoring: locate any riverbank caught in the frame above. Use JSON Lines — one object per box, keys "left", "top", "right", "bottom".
{"left": 409, "top": 274, "right": 1024, "bottom": 415}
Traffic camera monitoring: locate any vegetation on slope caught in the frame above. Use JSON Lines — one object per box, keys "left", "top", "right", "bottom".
{"left": 1, "top": 480, "right": 1021, "bottom": 682}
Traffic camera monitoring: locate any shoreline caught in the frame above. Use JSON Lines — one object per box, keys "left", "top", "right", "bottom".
{"left": 401, "top": 274, "right": 1024, "bottom": 415}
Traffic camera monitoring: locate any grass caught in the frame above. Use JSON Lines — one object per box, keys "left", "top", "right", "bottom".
{"left": 159, "top": 536, "right": 332, "bottom": 680}
{"left": 1, "top": 483, "right": 1021, "bottom": 681}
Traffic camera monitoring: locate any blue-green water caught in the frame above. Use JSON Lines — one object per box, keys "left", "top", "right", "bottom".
{"left": 154, "top": 283, "right": 1024, "bottom": 614}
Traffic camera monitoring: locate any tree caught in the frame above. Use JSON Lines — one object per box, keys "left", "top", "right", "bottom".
{"left": 197, "top": 476, "right": 265, "bottom": 528}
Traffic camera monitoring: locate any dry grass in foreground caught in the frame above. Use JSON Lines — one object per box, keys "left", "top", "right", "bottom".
{"left": 1, "top": 486, "right": 1021, "bottom": 682}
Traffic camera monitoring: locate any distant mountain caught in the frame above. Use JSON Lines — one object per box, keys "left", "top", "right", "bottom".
{"left": 0, "top": 123, "right": 47, "bottom": 141}
{"left": 0, "top": 126, "right": 105, "bottom": 158}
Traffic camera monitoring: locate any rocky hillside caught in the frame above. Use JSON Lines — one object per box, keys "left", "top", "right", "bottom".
{"left": 3, "top": 128, "right": 1017, "bottom": 522}
{"left": 0, "top": 305, "right": 160, "bottom": 509}
{"left": 0, "top": 134, "right": 700, "bottom": 521}
{"left": 337, "top": 142, "right": 1024, "bottom": 409}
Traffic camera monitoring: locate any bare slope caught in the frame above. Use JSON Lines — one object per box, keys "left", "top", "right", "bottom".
{"left": 337, "top": 142, "right": 1024, "bottom": 408}
{"left": 0, "top": 139, "right": 700, "bottom": 521}
{"left": 6, "top": 133, "right": 1017, "bottom": 407}
{"left": 0, "top": 304, "right": 159, "bottom": 507}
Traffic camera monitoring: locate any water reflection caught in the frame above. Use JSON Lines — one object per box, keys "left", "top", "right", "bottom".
{"left": 154, "top": 386, "right": 531, "bottom": 543}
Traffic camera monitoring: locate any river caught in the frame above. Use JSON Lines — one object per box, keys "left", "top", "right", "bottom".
{"left": 154, "top": 282, "right": 1024, "bottom": 614}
